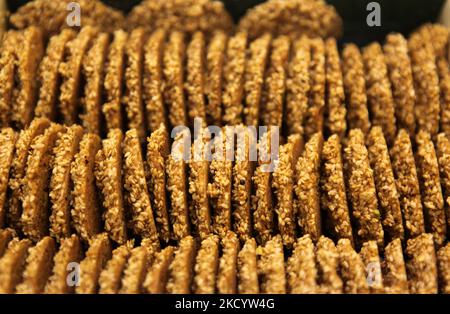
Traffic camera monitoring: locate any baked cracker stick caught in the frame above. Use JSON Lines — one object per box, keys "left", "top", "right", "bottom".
{"left": 222, "top": 32, "right": 247, "bottom": 125}
{"left": 367, "top": 126, "right": 404, "bottom": 242}
{"left": 16, "top": 236, "right": 56, "bottom": 294}
{"left": 21, "top": 123, "right": 65, "bottom": 242}
{"left": 337, "top": 238, "right": 369, "bottom": 294}
{"left": 406, "top": 233, "right": 438, "bottom": 294}
{"left": 304, "top": 38, "right": 326, "bottom": 139}
{"left": 103, "top": 30, "right": 127, "bottom": 131}
{"left": 437, "top": 58, "right": 450, "bottom": 138}
{"left": 59, "top": 26, "right": 98, "bottom": 125}
{"left": 35, "top": 29, "right": 76, "bottom": 121}
{"left": 186, "top": 31, "right": 206, "bottom": 123}
{"left": 344, "top": 129, "right": 384, "bottom": 249}
{"left": 244, "top": 33, "right": 272, "bottom": 127}
{"left": 295, "top": 133, "right": 323, "bottom": 242}
{"left": 95, "top": 129, "right": 127, "bottom": 244}
{"left": 437, "top": 243, "right": 450, "bottom": 294}
{"left": 45, "top": 235, "right": 83, "bottom": 294}
{"left": 144, "top": 246, "right": 175, "bottom": 294}
{"left": 261, "top": 35, "right": 290, "bottom": 128}
{"left": 120, "top": 246, "right": 155, "bottom": 294}
{"left": 167, "top": 236, "right": 196, "bottom": 294}
{"left": 193, "top": 235, "right": 219, "bottom": 294}
{"left": 205, "top": 31, "right": 227, "bottom": 126}
{"left": 98, "top": 242, "right": 133, "bottom": 294}
{"left": 342, "top": 44, "right": 370, "bottom": 134}
{"left": 237, "top": 238, "right": 259, "bottom": 294}
{"left": 6, "top": 118, "right": 50, "bottom": 231}
{"left": 0, "top": 238, "right": 32, "bottom": 293}
{"left": 147, "top": 125, "right": 171, "bottom": 242}
{"left": 362, "top": 42, "right": 397, "bottom": 144}
{"left": 163, "top": 31, "right": 188, "bottom": 128}
{"left": 257, "top": 235, "right": 286, "bottom": 294}
{"left": 287, "top": 235, "right": 318, "bottom": 294}
{"left": 383, "top": 33, "right": 416, "bottom": 137}
{"left": 316, "top": 236, "right": 343, "bottom": 294}
{"left": 71, "top": 133, "right": 102, "bottom": 243}
{"left": 0, "top": 128, "right": 17, "bottom": 227}
{"left": 49, "top": 125, "right": 84, "bottom": 242}
{"left": 75, "top": 233, "right": 111, "bottom": 294}
{"left": 416, "top": 130, "right": 447, "bottom": 247}
{"left": 143, "top": 29, "right": 167, "bottom": 132}
{"left": 285, "top": 36, "right": 310, "bottom": 135}
{"left": 320, "top": 135, "right": 353, "bottom": 244}
{"left": 217, "top": 231, "right": 240, "bottom": 294}
{"left": 359, "top": 240, "right": 384, "bottom": 293}
{"left": 0, "top": 228, "right": 14, "bottom": 257}
{"left": 436, "top": 133, "right": 450, "bottom": 231}
{"left": 390, "top": 129, "right": 426, "bottom": 238}
{"left": 324, "top": 38, "right": 346, "bottom": 138}
{"left": 383, "top": 238, "right": 408, "bottom": 294}
{"left": 80, "top": 33, "right": 110, "bottom": 134}
{"left": 0, "top": 31, "right": 19, "bottom": 127}
{"left": 124, "top": 28, "right": 147, "bottom": 140}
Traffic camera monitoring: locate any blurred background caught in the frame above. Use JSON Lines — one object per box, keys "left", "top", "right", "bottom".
{"left": 6, "top": 0, "right": 448, "bottom": 45}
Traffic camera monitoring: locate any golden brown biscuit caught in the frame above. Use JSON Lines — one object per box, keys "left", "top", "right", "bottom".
{"left": 0, "top": 228, "right": 14, "bottom": 257}
{"left": 437, "top": 243, "right": 450, "bottom": 294}
{"left": 143, "top": 246, "right": 175, "bottom": 294}
{"left": 217, "top": 231, "right": 240, "bottom": 294}
{"left": 316, "top": 236, "right": 343, "bottom": 294}
{"left": 437, "top": 58, "right": 450, "bottom": 138}
{"left": 359, "top": 241, "right": 384, "bottom": 293}
{"left": 436, "top": 133, "right": 450, "bottom": 232}
{"left": 287, "top": 235, "right": 318, "bottom": 294}
{"left": 257, "top": 235, "right": 286, "bottom": 294}
{"left": 237, "top": 238, "right": 259, "bottom": 294}
{"left": 120, "top": 246, "right": 155, "bottom": 294}
{"left": 337, "top": 238, "right": 369, "bottom": 294}
{"left": 0, "top": 31, "right": 19, "bottom": 127}
{"left": 0, "top": 128, "right": 17, "bottom": 227}
{"left": 166, "top": 236, "right": 196, "bottom": 294}
{"left": 383, "top": 238, "right": 408, "bottom": 294}
{"left": 186, "top": 31, "right": 206, "bottom": 123}
{"left": 98, "top": 242, "right": 132, "bottom": 294}
{"left": 193, "top": 235, "right": 219, "bottom": 294}
{"left": 0, "top": 238, "right": 32, "bottom": 293}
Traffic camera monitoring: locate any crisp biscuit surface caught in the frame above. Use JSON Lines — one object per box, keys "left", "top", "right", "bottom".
{"left": 143, "top": 246, "right": 175, "bottom": 294}
{"left": 287, "top": 235, "right": 318, "bottom": 294}
{"left": 217, "top": 231, "right": 240, "bottom": 294}
{"left": 120, "top": 246, "right": 155, "bottom": 294}
{"left": 193, "top": 235, "right": 219, "bottom": 294}
{"left": 437, "top": 243, "right": 450, "bottom": 294}
{"left": 315, "top": 236, "right": 343, "bottom": 294}
{"left": 359, "top": 241, "right": 384, "bottom": 293}
{"left": 0, "top": 228, "right": 14, "bottom": 257}
{"left": 437, "top": 58, "right": 450, "bottom": 138}
{"left": 237, "top": 238, "right": 259, "bottom": 294}
{"left": 0, "top": 128, "right": 17, "bottom": 227}
{"left": 0, "top": 238, "right": 32, "bottom": 293}
{"left": 98, "top": 243, "right": 132, "bottom": 294}
{"left": 186, "top": 31, "right": 206, "bottom": 123}
{"left": 257, "top": 235, "right": 286, "bottom": 294}
{"left": 383, "top": 238, "right": 408, "bottom": 294}
{"left": 337, "top": 238, "right": 369, "bottom": 294}
{"left": 0, "top": 31, "right": 19, "bottom": 127}
{"left": 166, "top": 236, "right": 196, "bottom": 294}
{"left": 436, "top": 133, "right": 450, "bottom": 231}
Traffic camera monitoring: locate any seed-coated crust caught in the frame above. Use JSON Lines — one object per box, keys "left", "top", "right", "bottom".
{"left": 324, "top": 38, "right": 346, "bottom": 138}
{"left": 344, "top": 129, "right": 384, "bottom": 249}
{"left": 261, "top": 35, "right": 290, "bottom": 128}
{"left": 21, "top": 123, "right": 64, "bottom": 242}
{"left": 287, "top": 235, "right": 318, "bottom": 294}
{"left": 337, "top": 238, "right": 369, "bottom": 294}
{"left": 436, "top": 133, "right": 450, "bottom": 231}
{"left": 0, "top": 238, "right": 32, "bottom": 293}
{"left": 0, "top": 228, "right": 14, "bottom": 257}
{"left": 295, "top": 133, "right": 323, "bottom": 242}
{"left": 80, "top": 33, "right": 110, "bottom": 134}
{"left": 362, "top": 42, "right": 397, "bottom": 144}
{"left": 285, "top": 36, "right": 310, "bottom": 135}
{"left": 406, "top": 233, "right": 438, "bottom": 294}
{"left": 103, "top": 30, "right": 127, "bottom": 131}
{"left": 383, "top": 33, "right": 416, "bottom": 137}
{"left": 412, "top": 23, "right": 449, "bottom": 58}
{"left": 120, "top": 246, "right": 154, "bottom": 294}
{"left": 304, "top": 38, "right": 326, "bottom": 139}
{"left": 167, "top": 236, "right": 196, "bottom": 294}
{"left": 71, "top": 133, "right": 102, "bottom": 243}
{"left": 11, "top": 26, "right": 44, "bottom": 129}
{"left": 147, "top": 125, "right": 171, "bottom": 242}
{"left": 35, "top": 29, "right": 76, "bottom": 121}
{"left": 237, "top": 238, "right": 259, "bottom": 294}
{"left": 409, "top": 32, "right": 440, "bottom": 138}
{"left": 320, "top": 135, "right": 353, "bottom": 244}
{"left": 98, "top": 243, "right": 132, "bottom": 294}
{"left": 341, "top": 44, "right": 370, "bottom": 134}
{"left": 383, "top": 238, "right": 408, "bottom": 294}
{"left": 359, "top": 241, "right": 384, "bottom": 293}
{"left": 186, "top": 32, "right": 206, "bottom": 123}
{"left": 244, "top": 33, "right": 272, "bottom": 127}
{"left": 95, "top": 129, "right": 127, "bottom": 244}
{"left": 163, "top": 31, "right": 188, "bottom": 128}
{"left": 222, "top": 32, "right": 247, "bottom": 125}
{"left": 16, "top": 236, "right": 55, "bottom": 294}
{"left": 143, "top": 29, "right": 167, "bottom": 132}
{"left": 205, "top": 31, "right": 227, "bottom": 126}
{"left": 0, "top": 31, "right": 18, "bottom": 127}
{"left": 45, "top": 235, "right": 82, "bottom": 294}
{"left": 0, "top": 128, "right": 16, "bottom": 227}
{"left": 390, "top": 130, "right": 426, "bottom": 238}
{"left": 124, "top": 28, "right": 147, "bottom": 140}
{"left": 123, "top": 129, "right": 159, "bottom": 244}
{"left": 49, "top": 125, "right": 84, "bottom": 241}
{"left": 59, "top": 26, "right": 97, "bottom": 125}
{"left": 367, "top": 127, "right": 404, "bottom": 241}
{"left": 437, "top": 58, "right": 450, "bottom": 138}
{"left": 76, "top": 233, "right": 111, "bottom": 294}
{"left": 167, "top": 130, "right": 191, "bottom": 240}
{"left": 6, "top": 118, "right": 50, "bottom": 231}
{"left": 315, "top": 236, "right": 343, "bottom": 294}
{"left": 257, "top": 235, "right": 286, "bottom": 294}
{"left": 143, "top": 246, "right": 175, "bottom": 294}
{"left": 193, "top": 235, "right": 219, "bottom": 294}
{"left": 217, "top": 231, "right": 240, "bottom": 294}
{"left": 416, "top": 131, "right": 447, "bottom": 247}
{"left": 437, "top": 243, "right": 450, "bottom": 294}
